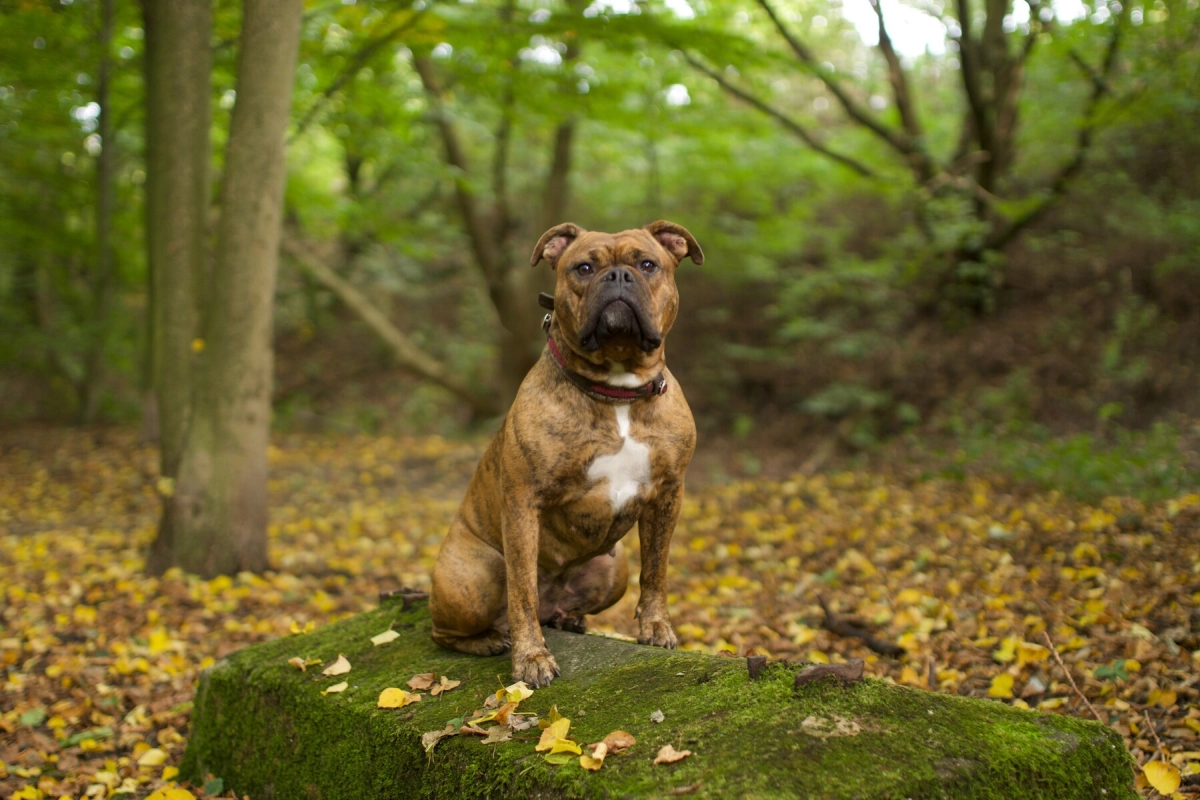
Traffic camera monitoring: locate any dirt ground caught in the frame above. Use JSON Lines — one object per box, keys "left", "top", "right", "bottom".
{"left": 1, "top": 426, "right": 1198, "bottom": 798}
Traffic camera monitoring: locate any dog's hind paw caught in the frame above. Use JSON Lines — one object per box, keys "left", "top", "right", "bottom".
{"left": 512, "top": 647, "right": 560, "bottom": 688}
{"left": 432, "top": 627, "right": 510, "bottom": 656}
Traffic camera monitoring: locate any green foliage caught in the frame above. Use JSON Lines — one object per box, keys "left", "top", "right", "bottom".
{"left": 942, "top": 422, "right": 1198, "bottom": 503}
{"left": 2, "top": 0, "right": 1199, "bottom": 453}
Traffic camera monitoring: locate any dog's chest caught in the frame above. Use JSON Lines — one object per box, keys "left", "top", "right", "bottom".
{"left": 586, "top": 405, "right": 651, "bottom": 512}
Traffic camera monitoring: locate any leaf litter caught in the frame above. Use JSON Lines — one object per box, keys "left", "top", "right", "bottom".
{"left": 1, "top": 428, "right": 1198, "bottom": 798}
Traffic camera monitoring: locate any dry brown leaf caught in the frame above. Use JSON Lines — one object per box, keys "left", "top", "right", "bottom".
{"left": 601, "top": 730, "right": 636, "bottom": 752}
{"left": 421, "top": 724, "right": 457, "bottom": 753}
{"left": 493, "top": 701, "right": 519, "bottom": 725}
{"left": 481, "top": 726, "right": 512, "bottom": 744}
{"left": 459, "top": 723, "right": 489, "bottom": 735}
{"left": 654, "top": 744, "right": 693, "bottom": 764}
{"left": 798, "top": 715, "right": 861, "bottom": 739}
{"left": 407, "top": 672, "right": 437, "bottom": 691}
{"left": 287, "top": 656, "right": 307, "bottom": 672}
{"left": 430, "top": 675, "right": 461, "bottom": 697}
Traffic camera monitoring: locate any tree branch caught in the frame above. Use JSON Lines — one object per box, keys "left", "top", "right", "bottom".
{"left": 282, "top": 240, "right": 500, "bottom": 417}
{"left": 986, "top": 4, "right": 1128, "bottom": 250}
{"left": 292, "top": 10, "right": 426, "bottom": 139}
{"left": 684, "top": 52, "right": 876, "bottom": 178}
{"left": 868, "top": 0, "right": 926, "bottom": 164}
{"left": 755, "top": 0, "right": 930, "bottom": 178}
{"left": 953, "top": 0, "right": 994, "bottom": 177}
{"left": 412, "top": 55, "right": 504, "bottom": 286}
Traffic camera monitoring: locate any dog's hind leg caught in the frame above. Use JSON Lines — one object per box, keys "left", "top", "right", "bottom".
{"left": 430, "top": 522, "right": 510, "bottom": 656}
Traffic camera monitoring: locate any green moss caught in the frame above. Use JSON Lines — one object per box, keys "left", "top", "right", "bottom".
{"left": 182, "top": 600, "right": 1136, "bottom": 799}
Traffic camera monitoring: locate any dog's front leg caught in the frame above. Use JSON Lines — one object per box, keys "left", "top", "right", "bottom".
{"left": 503, "top": 488, "right": 560, "bottom": 687}
{"left": 635, "top": 479, "right": 682, "bottom": 648}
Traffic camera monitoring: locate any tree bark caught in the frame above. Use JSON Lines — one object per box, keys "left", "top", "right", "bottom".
{"left": 142, "top": 0, "right": 211, "bottom": 476}
{"left": 80, "top": 0, "right": 117, "bottom": 424}
{"left": 149, "top": 0, "right": 304, "bottom": 577}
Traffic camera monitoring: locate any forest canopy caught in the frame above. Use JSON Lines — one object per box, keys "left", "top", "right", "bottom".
{"left": 1, "top": 0, "right": 1198, "bottom": 447}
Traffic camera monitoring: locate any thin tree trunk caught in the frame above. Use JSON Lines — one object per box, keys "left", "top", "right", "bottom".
{"left": 149, "top": 0, "right": 304, "bottom": 577}
{"left": 142, "top": 0, "right": 211, "bottom": 478}
{"left": 80, "top": 0, "right": 117, "bottom": 423}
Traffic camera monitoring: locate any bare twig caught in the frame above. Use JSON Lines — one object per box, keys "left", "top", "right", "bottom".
{"left": 683, "top": 53, "right": 875, "bottom": 178}
{"left": 818, "top": 596, "right": 906, "bottom": 658}
{"left": 1043, "top": 631, "right": 1105, "bottom": 724}
{"left": 1142, "top": 709, "right": 1167, "bottom": 762}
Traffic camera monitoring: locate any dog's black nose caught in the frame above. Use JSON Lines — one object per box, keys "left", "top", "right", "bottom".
{"left": 603, "top": 267, "right": 635, "bottom": 284}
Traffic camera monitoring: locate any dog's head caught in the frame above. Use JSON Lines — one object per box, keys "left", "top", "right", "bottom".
{"left": 530, "top": 221, "right": 703, "bottom": 365}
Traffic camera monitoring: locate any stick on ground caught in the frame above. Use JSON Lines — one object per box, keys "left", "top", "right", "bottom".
{"left": 1043, "top": 631, "right": 1105, "bottom": 724}
{"left": 818, "top": 595, "right": 906, "bottom": 658}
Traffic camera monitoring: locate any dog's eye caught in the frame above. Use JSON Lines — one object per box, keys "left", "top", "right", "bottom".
{"left": 639, "top": 259, "right": 658, "bottom": 273}
{"left": 576, "top": 263, "right": 594, "bottom": 276}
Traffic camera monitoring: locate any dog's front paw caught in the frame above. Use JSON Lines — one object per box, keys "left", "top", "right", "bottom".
{"left": 512, "top": 647, "right": 560, "bottom": 688}
{"left": 637, "top": 617, "right": 677, "bottom": 649}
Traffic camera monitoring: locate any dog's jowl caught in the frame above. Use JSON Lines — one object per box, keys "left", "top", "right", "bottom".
{"left": 429, "top": 221, "right": 703, "bottom": 687}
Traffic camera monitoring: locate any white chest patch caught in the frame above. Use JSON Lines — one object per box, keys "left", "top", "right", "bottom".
{"left": 587, "top": 405, "right": 651, "bottom": 512}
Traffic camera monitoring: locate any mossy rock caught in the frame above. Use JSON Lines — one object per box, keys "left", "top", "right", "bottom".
{"left": 181, "top": 598, "right": 1135, "bottom": 799}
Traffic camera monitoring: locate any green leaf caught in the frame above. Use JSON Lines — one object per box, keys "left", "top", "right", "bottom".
{"left": 19, "top": 708, "right": 47, "bottom": 727}
{"left": 60, "top": 726, "right": 113, "bottom": 747}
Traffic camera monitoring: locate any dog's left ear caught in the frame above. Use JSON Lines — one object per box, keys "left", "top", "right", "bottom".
{"left": 531, "top": 222, "right": 584, "bottom": 268}
{"left": 644, "top": 220, "right": 704, "bottom": 266}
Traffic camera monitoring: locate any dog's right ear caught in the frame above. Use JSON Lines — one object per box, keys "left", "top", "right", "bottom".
{"left": 531, "top": 223, "right": 583, "bottom": 268}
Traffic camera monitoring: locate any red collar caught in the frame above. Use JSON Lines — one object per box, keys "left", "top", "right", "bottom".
{"left": 545, "top": 335, "right": 667, "bottom": 403}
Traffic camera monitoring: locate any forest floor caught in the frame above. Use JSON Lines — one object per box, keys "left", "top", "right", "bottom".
{"left": 1, "top": 426, "right": 1198, "bottom": 800}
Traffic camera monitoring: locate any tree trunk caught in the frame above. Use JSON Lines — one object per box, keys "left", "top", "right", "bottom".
{"left": 148, "top": 0, "right": 304, "bottom": 576}
{"left": 80, "top": 0, "right": 117, "bottom": 424}
{"left": 142, "top": 0, "right": 211, "bottom": 479}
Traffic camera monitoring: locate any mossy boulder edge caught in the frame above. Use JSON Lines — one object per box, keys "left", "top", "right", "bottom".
{"left": 181, "top": 597, "right": 1135, "bottom": 799}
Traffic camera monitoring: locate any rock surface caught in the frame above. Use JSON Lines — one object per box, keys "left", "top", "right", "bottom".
{"left": 182, "top": 596, "right": 1135, "bottom": 799}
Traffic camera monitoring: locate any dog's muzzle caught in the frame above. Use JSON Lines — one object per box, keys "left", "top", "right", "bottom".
{"left": 577, "top": 267, "right": 662, "bottom": 352}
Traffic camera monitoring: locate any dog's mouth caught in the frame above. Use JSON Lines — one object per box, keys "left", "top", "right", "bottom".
{"left": 578, "top": 298, "right": 662, "bottom": 353}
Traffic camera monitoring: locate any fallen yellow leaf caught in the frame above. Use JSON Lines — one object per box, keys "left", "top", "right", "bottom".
{"left": 1143, "top": 761, "right": 1181, "bottom": 795}
{"left": 321, "top": 654, "right": 350, "bottom": 676}
{"left": 503, "top": 681, "right": 534, "bottom": 703}
{"left": 377, "top": 687, "right": 421, "bottom": 708}
{"left": 988, "top": 673, "right": 1015, "bottom": 698}
{"left": 287, "top": 656, "right": 307, "bottom": 671}
{"left": 536, "top": 718, "right": 572, "bottom": 752}
{"left": 161, "top": 766, "right": 180, "bottom": 782}
{"left": 146, "top": 786, "right": 197, "bottom": 800}
{"left": 322, "top": 681, "right": 348, "bottom": 695}
{"left": 136, "top": 748, "right": 168, "bottom": 767}
{"left": 371, "top": 630, "right": 400, "bottom": 646}
{"left": 580, "top": 742, "right": 608, "bottom": 771}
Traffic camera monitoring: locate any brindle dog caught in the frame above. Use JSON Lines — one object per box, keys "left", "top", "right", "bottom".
{"left": 429, "top": 221, "right": 703, "bottom": 687}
